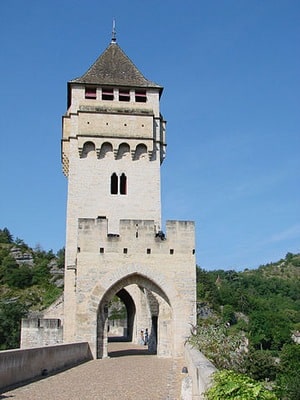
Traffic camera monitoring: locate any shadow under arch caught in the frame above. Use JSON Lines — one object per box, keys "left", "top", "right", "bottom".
{"left": 96, "top": 272, "right": 172, "bottom": 359}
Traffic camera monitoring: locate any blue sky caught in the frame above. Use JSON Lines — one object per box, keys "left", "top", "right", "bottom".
{"left": 0, "top": 0, "right": 299, "bottom": 270}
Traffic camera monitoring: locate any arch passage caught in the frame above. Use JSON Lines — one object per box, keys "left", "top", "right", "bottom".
{"left": 96, "top": 273, "right": 172, "bottom": 359}
{"left": 108, "top": 288, "right": 136, "bottom": 341}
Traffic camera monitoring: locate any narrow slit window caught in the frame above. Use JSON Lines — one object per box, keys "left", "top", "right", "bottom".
{"left": 111, "top": 173, "right": 118, "bottom": 195}
{"left": 102, "top": 88, "right": 114, "bottom": 101}
{"left": 119, "top": 89, "right": 130, "bottom": 102}
{"left": 85, "top": 87, "right": 96, "bottom": 99}
{"left": 120, "top": 173, "right": 127, "bottom": 195}
{"left": 135, "top": 90, "right": 147, "bottom": 103}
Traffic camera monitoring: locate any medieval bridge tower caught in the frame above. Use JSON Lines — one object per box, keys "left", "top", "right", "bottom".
{"left": 60, "top": 34, "right": 196, "bottom": 359}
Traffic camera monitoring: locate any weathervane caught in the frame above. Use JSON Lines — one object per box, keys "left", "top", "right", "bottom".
{"left": 111, "top": 19, "right": 117, "bottom": 43}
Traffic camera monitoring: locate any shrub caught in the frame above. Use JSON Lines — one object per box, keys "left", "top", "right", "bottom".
{"left": 188, "top": 319, "right": 247, "bottom": 372}
{"left": 205, "top": 370, "right": 278, "bottom": 400}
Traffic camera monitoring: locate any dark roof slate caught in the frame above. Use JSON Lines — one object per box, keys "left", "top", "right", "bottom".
{"left": 70, "top": 43, "right": 162, "bottom": 91}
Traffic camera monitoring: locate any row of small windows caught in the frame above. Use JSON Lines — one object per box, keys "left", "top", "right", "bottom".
{"left": 97, "top": 248, "right": 178, "bottom": 254}
{"left": 77, "top": 244, "right": 195, "bottom": 255}
{"left": 78, "top": 246, "right": 195, "bottom": 255}
{"left": 80, "top": 141, "right": 148, "bottom": 160}
{"left": 85, "top": 87, "right": 147, "bottom": 103}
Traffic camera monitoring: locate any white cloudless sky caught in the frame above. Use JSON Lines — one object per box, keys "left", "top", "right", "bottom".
{"left": 0, "top": 0, "right": 299, "bottom": 270}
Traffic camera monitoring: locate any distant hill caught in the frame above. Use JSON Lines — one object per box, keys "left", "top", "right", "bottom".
{"left": 197, "top": 251, "right": 300, "bottom": 351}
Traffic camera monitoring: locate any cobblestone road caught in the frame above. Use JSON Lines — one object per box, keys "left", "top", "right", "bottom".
{"left": 1, "top": 342, "right": 184, "bottom": 400}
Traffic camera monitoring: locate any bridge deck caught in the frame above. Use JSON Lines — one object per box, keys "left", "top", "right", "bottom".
{"left": 2, "top": 342, "right": 184, "bottom": 399}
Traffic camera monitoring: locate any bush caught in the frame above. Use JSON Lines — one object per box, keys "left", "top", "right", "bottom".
{"left": 205, "top": 370, "right": 278, "bottom": 400}
{"left": 188, "top": 319, "right": 247, "bottom": 372}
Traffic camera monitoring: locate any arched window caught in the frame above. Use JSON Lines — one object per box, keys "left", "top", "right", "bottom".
{"left": 110, "top": 173, "right": 127, "bottom": 195}
{"left": 134, "top": 144, "right": 147, "bottom": 160}
{"left": 117, "top": 143, "right": 130, "bottom": 160}
{"left": 82, "top": 141, "right": 96, "bottom": 158}
{"left": 99, "top": 142, "right": 113, "bottom": 159}
{"left": 110, "top": 173, "right": 118, "bottom": 195}
{"left": 120, "top": 173, "right": 127, "bottom": 195}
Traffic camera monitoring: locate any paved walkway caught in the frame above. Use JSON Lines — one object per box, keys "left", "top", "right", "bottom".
{"left": 1, "top": 342, "right": 184, "bottom": 400}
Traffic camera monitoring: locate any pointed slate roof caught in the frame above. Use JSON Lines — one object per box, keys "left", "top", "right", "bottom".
{"left": 70, "top": 42, "right": 163, "bottom": 92}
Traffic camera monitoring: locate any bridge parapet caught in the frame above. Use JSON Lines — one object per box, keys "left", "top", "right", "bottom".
{"left": 183, "top": 343, "right": 217, "bottom": 400}
{"left": 0, "top": 342, "right": 92, "bottom": 392}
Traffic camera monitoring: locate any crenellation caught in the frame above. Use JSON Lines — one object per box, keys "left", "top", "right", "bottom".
{"left": 77, "top": 218, "right": 194, "bottom": 257}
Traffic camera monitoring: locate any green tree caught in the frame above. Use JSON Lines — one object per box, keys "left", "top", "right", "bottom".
{"left": 222, "top": 304, "right": 237, "bottom": 325}
{"left": 276, "top": 343, "right": 300, "bottom": 400}
{"left": 56, "top": 247, "right": 65, "bottom": 269}
{"left": 0, "top": 227, "right": 13, "bottom": 244}
{"left": 0, "top": 255, "right": 19, "bottom": 286}
{"left": 196, "top": 267, "right": 220, "bottom": 309}
{"left": 32, "top": 259, "right": 51, "bottom": 285}
{"left": 0, "top": 300, "right": 28, "bottom": 349}
{"left": 245, "top": 349, "right": 278, "bottom": 381}
{"left": 7, "top": 265, "right": 33, "bottom": 289}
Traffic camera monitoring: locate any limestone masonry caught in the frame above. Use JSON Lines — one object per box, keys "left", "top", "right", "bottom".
{"left": 21, "top": 34, "right": 196, "bottom": 358}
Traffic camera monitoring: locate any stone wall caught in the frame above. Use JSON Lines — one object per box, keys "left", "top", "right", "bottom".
{"left": 21, "top": 318, "right": 63, "bottom": 349}
{"left": 183, "top": 344, "right": 217, "bottom": 400}
{"left": 0, "top": 342, "right": 92, "bottom": 391}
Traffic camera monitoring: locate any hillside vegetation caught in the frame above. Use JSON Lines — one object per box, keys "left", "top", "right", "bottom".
{"left": 192, "top": 252, "right": 300, "bottom": 399}
{"left": 0, "top": 228, "right": 64, "bottom": 350}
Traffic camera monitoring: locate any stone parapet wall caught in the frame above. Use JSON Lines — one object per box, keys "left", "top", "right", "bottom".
{"left": 77, "top": 218, "right": 195, "bottom": 256}
{"left": 21, "top": 318, "right": 63, "bottom": 349}
{"left": 0, "top": 342, "right": 92, "bottom": 392}
{"left": 183, "top": 344, "right": 217, "bottom": 400}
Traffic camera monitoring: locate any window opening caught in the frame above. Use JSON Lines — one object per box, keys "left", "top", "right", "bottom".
{"left": 120, "top": 173, "right": 127, "bottom": 195}
{"left": 147, "top": 248, "right": 151, "bottom": 254}
{"left": 102, "top": 88, "right": 114, "bottom": 101}
{"left": 81, "top": 141, "right": 96, "bottom": 158}
{"left": 170, "top": 249, "right": 174, "bottom": 255}
{"left": 119, "top": 89, "right": 130, "bottom": 102}
{"left": 111, "top": 173, "right": 118, "bottom": 195}
{"left": 85, "top": 87, "right": 96, "bottom": 99}
{"left": 123, "top": 248, "right": 128, "bottom": 254}
{"left": 135, "top": 90, "right": 147, "bottom": 103}
{"left": 100, "top": 248, "right": 104, "bottom": 253}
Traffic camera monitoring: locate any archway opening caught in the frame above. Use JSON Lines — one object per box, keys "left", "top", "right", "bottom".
{"left": 96, "top": 273, "right": 172, "bottom": 359}
{"left": 108, "top": 288, "right": 135, "bottom": 343}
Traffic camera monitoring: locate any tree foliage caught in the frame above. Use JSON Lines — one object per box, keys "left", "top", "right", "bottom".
{"left": 0, "top": 228, "right": 13, "bottom": 244}
{"left": 195, "top": 252, "right": 300, "bottom": 400}
{"left": 0, "top": 227, "right": 64, "bottom": 350}
{"left": 0, "top": 300, "right": 28, "bottom": 350}
{"left": 188, "top": 318, "right": 247, "bottom": 372}
{"left": 205, "top": 370, "right": 278, "bottom": 400}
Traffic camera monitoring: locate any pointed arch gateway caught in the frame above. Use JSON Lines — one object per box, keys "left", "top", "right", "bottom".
{"left": 95, "top": 272, "right": 173, "bottom": 359}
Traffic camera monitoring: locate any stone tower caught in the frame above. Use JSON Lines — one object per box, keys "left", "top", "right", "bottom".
{"left": 60, "top": 34, "right": 196, "bottom": 358}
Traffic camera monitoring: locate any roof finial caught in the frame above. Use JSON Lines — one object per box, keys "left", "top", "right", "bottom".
{"left": 111, "top": 19, "right": 117, "bottom": 43}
